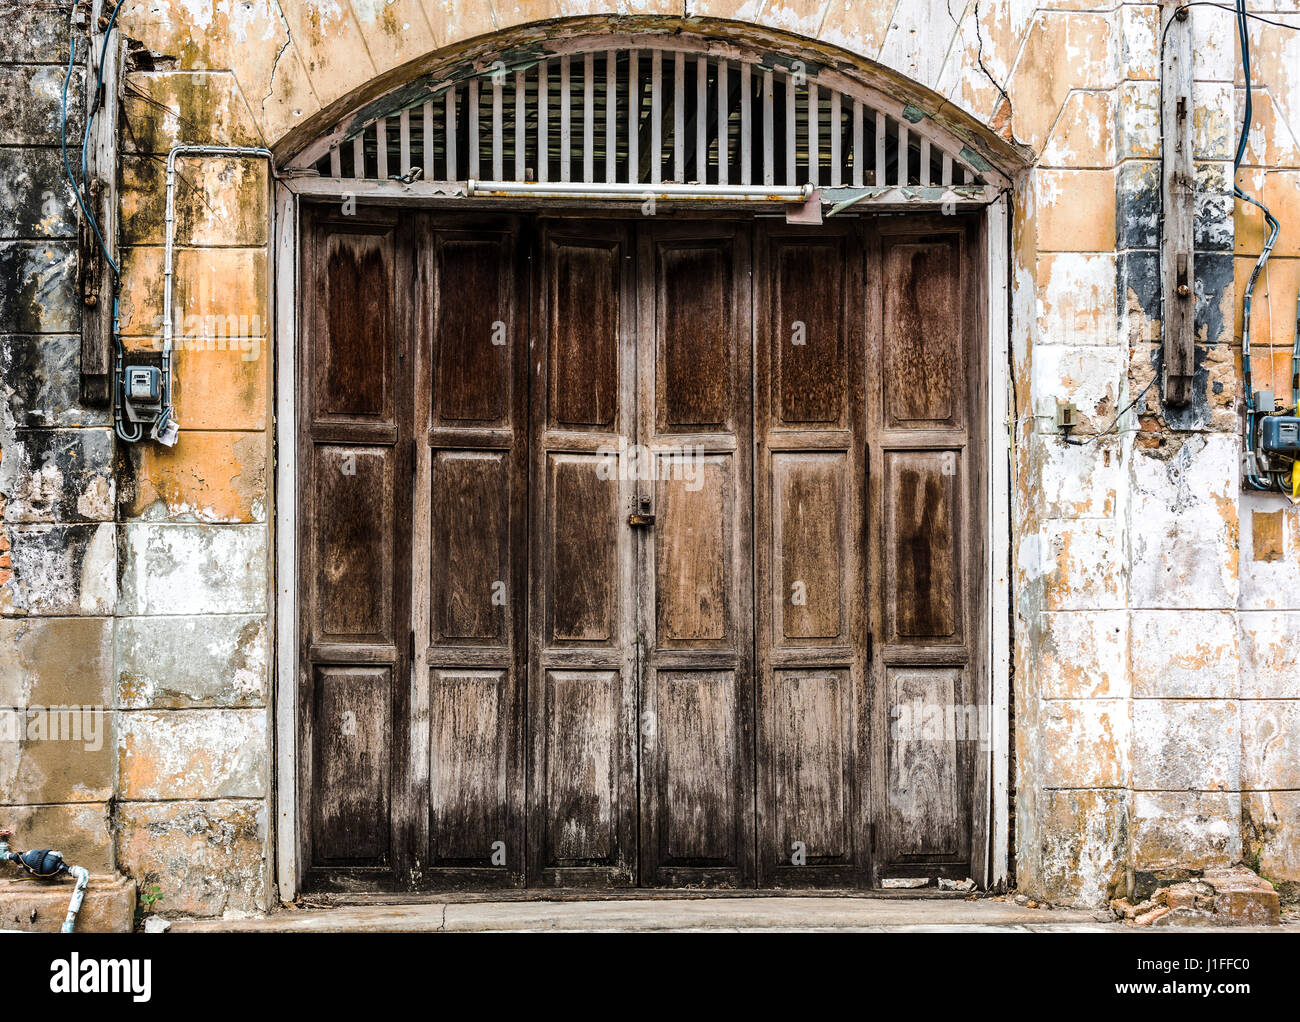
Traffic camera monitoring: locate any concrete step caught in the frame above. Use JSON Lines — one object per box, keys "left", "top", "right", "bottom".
{"left": 170, "top": 896, "right": 1113, "bottom": 932}
{"left": 0, "top": 874, "right": 135, "bottom": 933}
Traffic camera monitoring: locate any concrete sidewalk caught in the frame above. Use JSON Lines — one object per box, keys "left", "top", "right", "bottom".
{"left": 171, "top": 896, "right": 1127, "bottom": 932}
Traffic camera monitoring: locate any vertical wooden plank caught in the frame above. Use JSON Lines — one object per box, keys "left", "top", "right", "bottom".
{"left": 652, "top": 50, "right": 662, "bottom": 183}
{"left": 674, "top": 51, "right": 685, "bottom": 181}
{"left": 830, "top": 90, "right": 841, "bottom": 188}
{"left": 539, "top": 60, "right": 549, "bottom": 183}
{"left": 399, "top": 108, "right": 411, "bottom": 177}
{"left": 515, "top": 71, "right": 526, "bottom": 180}
{"left": 493, "top": 74, "right": 504, "bottom": 180}
{"left": 808, "top": 82, "right": 819, "bottom": 187}
{"left": 919, "top": 137, "right": 931, "bottom": 186}
{"left": 376, "top": 116, "right": 389, "bottom": 178}
{"left": 80, "top": 0, "right": 119, "bottom": 403}
{"left": 468, "top": 81, "right": 480, "bottom": 178}
{"left": 353, "top": 133, "right": 365, "bottom": 179}
{"left": 785, "top": 70, "right": 796, "bottom": 183}
{"left": 606, "top": 50, "right": 617, "bottom": 183}
{"left": 852, "top": 99, "right": 864, "bottom": 187}
{"left": 584, "top": 52, "right": 595, "bottom": 183}
{"left": 942, "top": 151, "right": 953, "bottom": 186}
{"left": 718, "top": 59, "right": 729, "bottom": 185}
{"left": 629, "top": 49, "right": 640, "bottom": 184}
{"left": 445, "top": 87, "right": 457, "bottom": 181}
{"left": 740, "top": 62, "right": 752, "bottom": 186}
{"left": 763, "top": 70, "right": 774, "bottom": 186}
{"left": 875, "top": 112, "right": 886, "bottom": 187}
{"left": 1161, "top": 4, "right": 1196, "bottom": 404}
{"left": 329, "top": 147, "right": 342, "bottom": 178}
{"left": 422, "top": 100, "right": 434, "bottom": 181}
{"left": 561, "top": 54, "right": 572, "bottom": 182}
{"left": 896, "top": 122, "right": 907, "bottom": 187}
{"left": 697, "top": 55, "right": 708, "bottom": 183}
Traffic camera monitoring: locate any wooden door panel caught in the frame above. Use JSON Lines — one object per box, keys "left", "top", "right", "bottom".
{"left": 870, "top": 216, "right": 986, "bottom": 885}
{"left": 430, "top": 450, "right": 509, "bottom": 645}
{"left": 530, "top": 222, "right": 637, "bottom": 887}
{"left": 431, "top": 237, "right": 512, "bottom": 427}
{"left": 638, "top": 223, "right": 754, "bottom": 887}
{"left": 299, "top": 212, "right": 408, "bottom": 891}
{"left": 653, "top": 455, "right": 733, "bottom": 648}
{"left": 415, "top": 218, "right": 528, "bottom": 887}
{"left": 315, "top": 229, "right": 396, "bottom": 426}
{"left": 548, "top": 240, "right": 623, "bottom": 431}
{"left": 754, "top": 222, "right": 869, "bottom": 887}
{"left": 882, "top": 237, "right": 963, "bottom": 430}
{"left": 654, "top": 241, "right": 736, "bottom": 433}
{"left": 885, "top": 666, "right": 970, "bottom": 863}
{"left": 656, "top": 670, "right": 738, "bottom": 863}
{"left": 546, "top": 454, "right": 619, "bottom": 644}
{"left": 770, "top": 452, "right": 849, "bottom": 645}
{"left": 310, "top": 664, "right": 392, "bottom": 866}
{"left": 772, "top": 668, "right": 850, "bottom": 859}
{"left": 543, "top": 670, "right": 623, "bottom": 864}
{"left": 767, "top": 235, "right": 850, "bottom": 429}
{"left": 312, "top": 445, "right": 395, "bottom": 644}
{"left": 884, "top": 449, "right": 963, "bottom": 644}
{"left": 429, "top": 668, "right": 509, "bottom": 862}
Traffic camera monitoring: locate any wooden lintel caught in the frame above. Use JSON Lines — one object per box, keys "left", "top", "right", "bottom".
{"left": 1161, "top": 2, "right": 1196, "bottom": 406}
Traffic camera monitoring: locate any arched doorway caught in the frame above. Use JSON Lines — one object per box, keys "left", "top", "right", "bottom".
{"left": 276, "top": 31, "right": 1010, "bottom": 894}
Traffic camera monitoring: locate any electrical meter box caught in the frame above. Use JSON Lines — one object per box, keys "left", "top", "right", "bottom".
{"left": 1261, "top": 415, "right": 1300, "bottom": 455}
{"left": 123, "top": 365, "right": 163, "bottom": 424}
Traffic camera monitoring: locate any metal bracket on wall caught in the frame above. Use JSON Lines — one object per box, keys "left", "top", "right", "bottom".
{"left": 1161, "top": 2, "right": 1196, "bottom": 406}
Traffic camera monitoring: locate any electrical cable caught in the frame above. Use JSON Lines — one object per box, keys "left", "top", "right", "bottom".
{"left": 1061, "top": 378, "right": 1157, "bottom": 447}
{"left": 1230, "top": 0, "right": 1286, "bottom": 490}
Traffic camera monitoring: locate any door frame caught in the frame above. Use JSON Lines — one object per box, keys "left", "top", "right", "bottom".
{"left": 272, "top": 185, "right": 1012, "bottom": 902}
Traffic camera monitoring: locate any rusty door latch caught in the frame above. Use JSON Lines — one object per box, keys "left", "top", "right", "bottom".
{"left": 628, "top": 496, "right": 655, "bottom": 528}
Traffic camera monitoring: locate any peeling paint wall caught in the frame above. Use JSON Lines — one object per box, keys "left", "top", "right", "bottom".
{"left": 2, "top": 0, "right": 1299, "bottom": 915}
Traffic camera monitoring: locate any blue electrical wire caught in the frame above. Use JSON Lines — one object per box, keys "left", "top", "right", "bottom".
{"left": 1233, "top": 0, "right": 1286, "bottom": 491}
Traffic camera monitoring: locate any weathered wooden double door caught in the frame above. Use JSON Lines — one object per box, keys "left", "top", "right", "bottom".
{"left": 298, "top": 208, "right": 986, "bottom": 892}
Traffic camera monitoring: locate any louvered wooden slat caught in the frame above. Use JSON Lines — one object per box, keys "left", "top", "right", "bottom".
{"left": 808, "top": 82, "right": 819, "bottom": 188}
{"left": 629, "top": 49, "right": 640, "bottom": 183}
{"left": 560, "top": 55, "right": 572, "bottom": 182}
{"left": 515, "top": 72, "right": 526, "bottom": 181}
{"left": 651, "top": 51, "right": 662, "bottom": 184}
{"left": 468, "top": 80, "right": 479, "bottom": 178}
{"left": 674, "top": 51, "right": 685, "bottom": 182}
{"left": 852, "top": 99, "right": 864, "bottom": 188}
{"left": 830, "top": 89, "right": 841, "bottom": 188}
{"left": 718, "top": 59, "right": 728, "bottom": 185}
{"left": 606, "top": 50, "right": 616, "bottom": 183}
{"left": 492, "top": 75, "right": 504, "bottom": 181}
{"left": 740, "top": 62, "right": 751, "bottom": 186}
{"left": 538, "top": 60, "right": 548, "bottom": 183}
{"left": 762, "top": 69, "right": 774, "bottom": 186}
{"left": 445, "top": 88, "right": 456, "bottom": 180}
{"left": 399, "top": 108, "right": 411, "bottom": 178}
{"left": 315, "top": 43, "right": 993, "bottom": 199}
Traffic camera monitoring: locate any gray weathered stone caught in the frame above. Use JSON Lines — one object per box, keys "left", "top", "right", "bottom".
{"left": 0, "top": 427, "right": 114, "bottom": 522}
{"left": 116, "top": 613, "right": 268, "bottom": 709}
{"left": 0, "top": 522, "right": 115, "bottom": 615}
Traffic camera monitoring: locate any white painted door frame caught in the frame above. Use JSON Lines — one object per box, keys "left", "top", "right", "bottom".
{"left": 270, "top": 183, "right": 1014, "bottom": 901}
